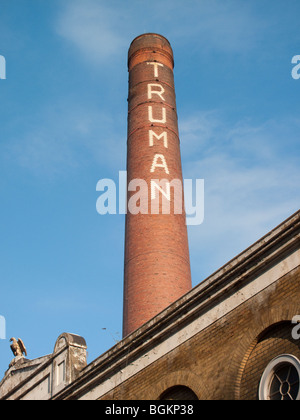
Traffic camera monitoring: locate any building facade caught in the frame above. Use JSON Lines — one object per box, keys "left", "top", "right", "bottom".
{"left": 0, "top": 34, "right": 299, "bottom": 400}
{"left": 1, "top": 209, "right": 299, "bottom": 400}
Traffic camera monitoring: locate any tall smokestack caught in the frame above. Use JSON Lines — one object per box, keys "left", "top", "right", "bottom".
{"left": 123, "top": 34, "right": 192, "bottom": 337}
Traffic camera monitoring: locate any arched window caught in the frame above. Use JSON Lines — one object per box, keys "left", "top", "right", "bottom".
{"left": 160, "top": 385, "right": 198, "bottom": 400}
{"left": 259, "top": 355, "right": 300, "bottom": 400}
{"left": 239, "top": 321, "right": 300, "bottom": 400}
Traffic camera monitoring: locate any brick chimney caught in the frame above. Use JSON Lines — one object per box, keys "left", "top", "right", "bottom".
{"left": 123, "top": 34, "right": 192, "bottom": 337}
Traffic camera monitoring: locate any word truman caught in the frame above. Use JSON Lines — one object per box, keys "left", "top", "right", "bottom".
{"left": 146, "top": 61, "right": 170, "bottom": 195}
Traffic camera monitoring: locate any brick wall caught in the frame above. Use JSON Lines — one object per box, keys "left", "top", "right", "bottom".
{"left": 103, "top": 266, "right": 300, "bottom": 400}
{"left": 240, "top": 322, "right": 300, "bottom": 399}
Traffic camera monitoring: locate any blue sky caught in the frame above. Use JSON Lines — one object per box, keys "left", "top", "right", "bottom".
{"left": 0, "top": 0, "right": 299, "bottom": 378}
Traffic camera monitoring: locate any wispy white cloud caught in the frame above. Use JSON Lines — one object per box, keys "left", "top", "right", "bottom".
{"left": 55, "top": 0, "right": 128, "bottom": 65}
{"left": 164, "top": 0, "right": 265, "bottom": 53}
{"left": 180, "top": 111, "right": 300, "bottom": 280}
{"left": 4, "top": 101, "right": 126, "bottom": 178}
{"left": 55, "top": 0, "right": 265, "bottom": 68}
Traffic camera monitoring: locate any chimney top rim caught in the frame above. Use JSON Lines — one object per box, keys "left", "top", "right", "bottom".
{"left": 128, "top": 33, "right": 174, "bottom": 70}
{"left": 129, "top": 33, "right": 171, "bottom": 47}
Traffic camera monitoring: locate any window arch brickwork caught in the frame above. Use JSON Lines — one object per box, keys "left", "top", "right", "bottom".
{"left": 160, "top": 385, "right": 198, "bottom": 400}
{"left": 239, "top": 322, "right": 300, "bottom": 400}
{"left": 226, "top": 300, "right": 300, "bottom": 400}
{"left": 152, "top": 370, "right": 205, "bottom": 400}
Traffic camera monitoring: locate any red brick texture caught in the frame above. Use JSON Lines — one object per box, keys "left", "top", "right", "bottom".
{"left": 123, "top": 34, "right": 192, "bottom": 337}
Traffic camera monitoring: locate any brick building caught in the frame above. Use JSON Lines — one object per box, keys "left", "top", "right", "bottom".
{"left": 0, "top": 34, "right": 299, "bottom": 400}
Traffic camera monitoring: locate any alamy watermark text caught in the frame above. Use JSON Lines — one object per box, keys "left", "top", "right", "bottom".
{"left": 0, "top": 315, "right": 6, "bottom": 340}
{"left": 96, "top": 171, "right": 204, "bottom": 226}
{"left": 0, "top": 55, "right": 6, "bottom": 80}
{"left": 292, "top": 55, "right": 300, "bottom": 80}
{"left": 292, "top": 315, "right": 300, "bottom": 340}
